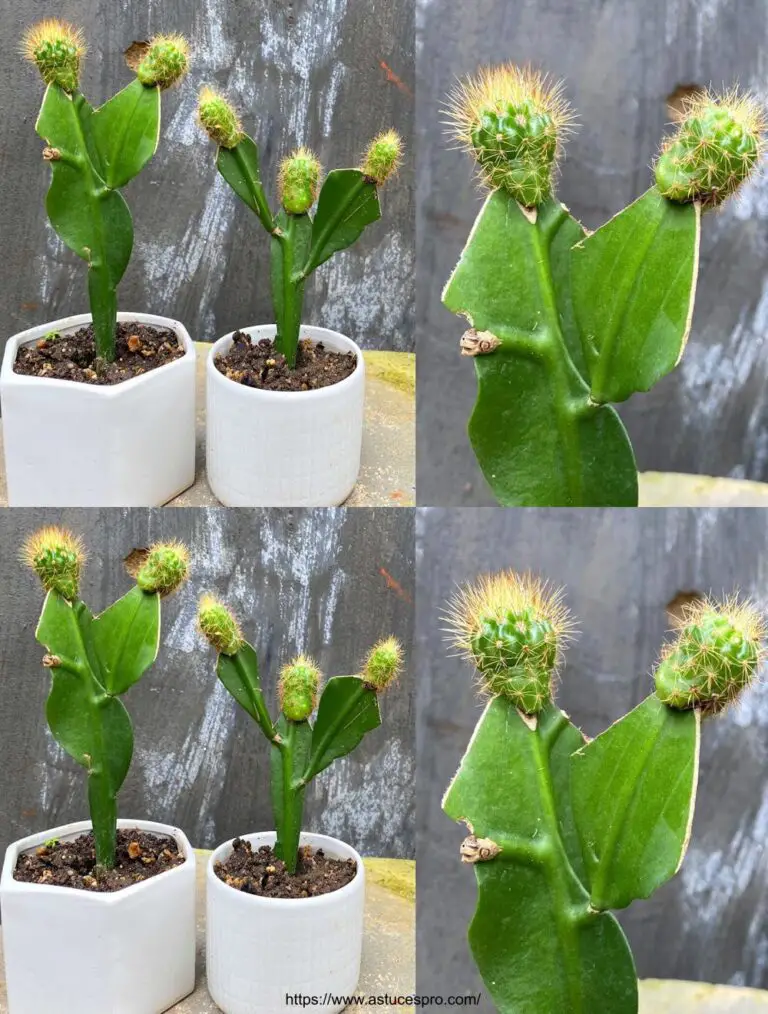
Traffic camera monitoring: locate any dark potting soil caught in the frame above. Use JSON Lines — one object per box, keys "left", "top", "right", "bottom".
{"left": 215, "top": 331, "right": 357, "bottom": 392}
{"left": 13, "top": 828, "right": 184, "bottom": 893}
{"left": 214, "top": 839, "right": 357, "bottom": 899}
{"left": 13, "top": 322, "right": 185, "bottom": 385}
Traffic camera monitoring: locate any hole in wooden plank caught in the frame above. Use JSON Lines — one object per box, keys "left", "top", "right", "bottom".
{"left": 666, "top": 590, "right": 705, "bottom": 625}
{"left": 666, "top": 83, "right": 706, "bottom": 121}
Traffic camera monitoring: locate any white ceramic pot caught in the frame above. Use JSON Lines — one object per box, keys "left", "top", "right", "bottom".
{"left": 206, "top": 325, "right": 365, "bottom": 506}
{"left": 206, "top": 832, "right": 365, "bottom": 1014}
{"left": 0, "top": 818, "right": 196, "bottom": 1014}
{"left": 0, "top": 312, "right": 196, "bottom": 506}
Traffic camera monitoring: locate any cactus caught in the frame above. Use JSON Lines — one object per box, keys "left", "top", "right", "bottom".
{"left": 197, "top": 88, "right": 403, "bottom": 368}
{"left": 443, "top": 570, "right": 764, "bottom": 1013}
{"left": 443, "top": 66, "right": 765, "bottom": 506}
{"left": 198, "top": 594, "right": 402, "bottom": 873}
{"left": 23, "top": 528, "right": 189, "bottom": 868}
{"left": 23, "top": 21, "right": 189, "bottom": 364}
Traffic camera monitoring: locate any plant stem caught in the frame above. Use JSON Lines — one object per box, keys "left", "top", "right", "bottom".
{"left": 299, "top": 680, "right": 367, "bottom": 784}
{"left": 297, "top": 176, "right": 367, "bottom": 280}
{"left": 276, "top": 720, "right": 305, "bottom": 874}
{"left": 232, "top": 144, "right": 275, "bottom": 233}
{"left": 232, "top": 653, "right": 278, "bottom": 742}
{"left": 273, "top": 215, "right": 305, "bottom": 368}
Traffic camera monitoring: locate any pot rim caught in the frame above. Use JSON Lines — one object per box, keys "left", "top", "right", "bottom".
{"left": 1, "top": 817, "right": 194, "bottom": 902}
{"left": 207, "top": 830, "right": 364, "bottom": 908}
{"left": 1, "top": 312, "right": 195, "bottom": 396}
{"left": 206, "top": 323, "right": 364, "bottom": 403}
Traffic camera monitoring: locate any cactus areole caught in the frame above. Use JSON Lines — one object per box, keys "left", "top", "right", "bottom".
{"left": 197, "top": 88, "right": 403, "bottom": 370}
{"left": 444, "top": 66, "right": 765, "bottom": 506}
{"left": 23, "top": 527, "right": 189, "bottom": 869}
{"left": 22, "top": 21, "right": 189, "bottom": 365}
{"left": 443, "top": 570, "right": 764, "bottom": 1013}
{"left": 198, "top": 594, "right": 402, "bottom": 873}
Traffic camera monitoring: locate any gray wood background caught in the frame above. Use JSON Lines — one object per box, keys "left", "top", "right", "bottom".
{"left": 0, "top": 0, "right": 414, "bottom": 352}
{"left": 416, "top": 507, "right": 768, "bottom": 999}
{"left": 0, "top": 508, "right": 414, "bottom": 859}
{"left": 417, "top": 0, "right": 768, "bottom": 504}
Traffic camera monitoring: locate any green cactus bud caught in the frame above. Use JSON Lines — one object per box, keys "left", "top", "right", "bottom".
{"left": 447, "top": 64, "right": 574, "bottom": 207}
{"left": 278, "top": 655, "right": 322, "bottom": 721}
{"left": 136, "top": 33, "right": 189, "bottom": 90}
{"left": 136, "top": 541, "right": 189, "bottom": 596}
{"left": 22, "top": 19, "right": 86, "bottom": 93}
{"left": 654, "top": 90, "right": 765, "bottom": 207}
{"left": 197, "top": 86, "right": 243, "bottom": 149}
{"left": 654, "top": 596, "right": 765, "bottom": 712}
{"left": 446, "top": 570, "right": 574, "bottom": 713}
{"left": 278, "top": 147, "right": 322, "bottom": 214}
{"left": 198, "top": 594, "right": 244, "bottom": 655}
{"left": 363, "top": 636, "right": 403, "bottom": 691}
{"left": 361, "top": 130, "right": 403, "bottom": 185}
{"left": 21, "top": 526, "right": 85, "bottom": 601}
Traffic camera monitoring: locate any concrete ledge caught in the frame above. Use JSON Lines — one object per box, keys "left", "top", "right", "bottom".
{"left": 0, "top": 854, "right": 415, "bottom": 1013}
{"left": 640, "top": 979, "right": 768, "bottom": 1011}
{"left": 0, "top": 345, "right": 415, "bottom": 508}
{"left": 639, "top": 471, "right": 768, "bottom": 506}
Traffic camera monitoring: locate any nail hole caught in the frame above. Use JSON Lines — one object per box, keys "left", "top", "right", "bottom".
{"left": 124, "top": 548, "right": 149, "bottom": 579}
{"left": 124, "top": 41, "right": 150, "bottom": 72}
{"left": 666, "top": 590, "right": 705, "bottom": 624}
{"left": 666, "top": 83, "right": 706, "bottom": 121}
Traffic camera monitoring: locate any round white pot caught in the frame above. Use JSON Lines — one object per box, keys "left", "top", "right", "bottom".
{"left": 206, "top": 325, "right": 365, "bottom": 506}
{"left": 0, "top": 818, "right": 196, "bottom": 1014}
{"left": 0, "top": 312, "right": 196, "bottom": 506}
{"left": 206, "top": 832, "right": 365, "bottom": 1014}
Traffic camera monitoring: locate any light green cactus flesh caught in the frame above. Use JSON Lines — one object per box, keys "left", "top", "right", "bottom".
{"left": 199, "top": 600, "right": 398, "bottom": 873}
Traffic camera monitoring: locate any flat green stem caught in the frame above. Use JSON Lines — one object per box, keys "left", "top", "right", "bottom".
{"left": 278, "top": 721, "right": 304, "bottom": 874}
{"left": 72, "top": 93, "right": 117, "bottom": 363}
{"left": 233, "top": 653, "right": 278, "bottom": 743}
{"left": 297, "top": 175, "right": 367, "bottom": 280}
{"left": 233, "top": 144, "right": 275, "bottom": 234}
{"left": 299, "top": 680, "right": 366, "bottom": 786}
{"left": 274, "top": 215, "right": 304, "bottom": 368}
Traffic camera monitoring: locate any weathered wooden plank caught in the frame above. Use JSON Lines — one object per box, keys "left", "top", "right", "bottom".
{"left": 416, "top": 507, "right": 768, "bottom": 996}
{"left": 0, "top": 507, "right": 415, "bottom": 858}
{"left": 417, "top": 0, "right": 768, "bottom": 503}
{"left": 0, "top": 0, "right": 414, "bottom": 351}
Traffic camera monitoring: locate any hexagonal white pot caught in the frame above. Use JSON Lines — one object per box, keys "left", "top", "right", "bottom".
{"left": 0, "top": 818, "right": 196, "bottom": 1014}
{"left": 0, "top": 312, "right": 196, "bottom": 506}
{"left": 206, "top": 832, "right": 365, "bottom": 1014}
{"left": 206, "top": 325, "right": 365, "bottom": 506}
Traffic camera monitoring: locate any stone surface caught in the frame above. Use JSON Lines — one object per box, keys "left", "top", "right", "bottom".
{"left": 0, "top": 855, "right": 415, "bottom": 1014}
{"left": 639, "top": 472, "right": 768, "bottom": 506}
{"left": 639, "top": 980, "right": 768, "bottom": 1012}
{"left": 0, "top": 346, "right": 415, "bottom": 508}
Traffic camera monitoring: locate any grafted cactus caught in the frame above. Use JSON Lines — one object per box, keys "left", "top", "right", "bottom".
{"left": 443, "top": 66, "right": 765, "bottom": 506}
{"left": 23, "top": 529, "right": 189, "bottom": 868}
{"left": 198, "top": 595, "right": 402, "bottom": 872}
{"left": 197, "top": 88, "right": 403, "bottom": 368}
{"left": 23, "top": 21, "right": 189, "bottom": 363}
{"left": 443, "top": 570, "right": 765, "bottom": 1013}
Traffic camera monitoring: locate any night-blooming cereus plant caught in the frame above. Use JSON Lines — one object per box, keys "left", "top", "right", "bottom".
{"left": 23, "top": 528, "right": 189, "bottom": 868}
{"left": 443, "top": 66, "right": 766, "bottom": 506}
{"left": 442, "top": 570, "right": 765, "bottom": 1013}
{"left": 198, "top": 595, "right": 402, "bottom": 872}
{"left": 23, "top": 20, "right": 189, "bottom": 364}
{"left": 197, "top": 87, "right": 403, "bottom": 368}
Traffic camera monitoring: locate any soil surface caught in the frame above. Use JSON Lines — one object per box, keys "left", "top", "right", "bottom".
{"left": 215, "top": 331, "right": 357, "bottom": 392}
{"left": 214, "top": 839, "right": 357, "bottom": 898}
{"left": 13, "top": 828, "right": 185, "bottom": 892}
{"left": 13, "top": 322, "right": 184, "bottom": 385}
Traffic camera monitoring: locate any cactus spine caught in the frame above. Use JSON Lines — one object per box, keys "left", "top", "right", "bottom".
{"left": 197, "top": 90, "right": 403, "bottom": 369}
{"left": 443, "top": 570, "right": 764, "bottom": 1013}
{"left": 443, "top": 66, "right": 764, "bottom": 506}
{"left": 23, "top": 528, "right": 189, "bottom": 868}
{"left": 23, "top": 21, "right": 189, "bottom": 364}
{"left": 198, "top": 595, "right": 402, "bottom": 872}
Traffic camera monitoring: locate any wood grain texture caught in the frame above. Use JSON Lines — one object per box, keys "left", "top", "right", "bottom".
{"left": 416, "top": 508, "right": 768, "bottom": 999}
{"left": 1, "top": 0, "right": 414, "bottom": 352}
{"left": 416, "top": 0, "right": 768, "bottom": 504}
{"left": 0, "top": 508, "right": 414, "bottom": 858}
